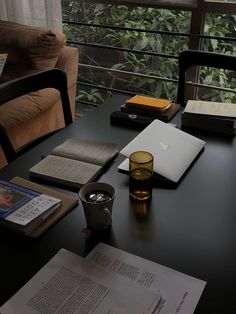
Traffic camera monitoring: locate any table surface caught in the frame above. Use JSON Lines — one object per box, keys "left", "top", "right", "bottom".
{"left": 0, "top": 94, "right": 236, "bottom": 313}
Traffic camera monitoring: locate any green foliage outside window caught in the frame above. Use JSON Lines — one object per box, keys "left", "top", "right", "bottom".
{"left": 61, "top": 1, "right": 236, "bottom": 104}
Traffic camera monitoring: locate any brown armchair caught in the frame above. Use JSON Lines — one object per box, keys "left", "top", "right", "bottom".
{"left": 0, "top": 20, "right": 79, "bottom": 169}
{"left": 0, "top": 68, "right": 73, "bottom": 163}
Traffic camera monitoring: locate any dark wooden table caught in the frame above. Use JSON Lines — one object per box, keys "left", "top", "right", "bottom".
{"left": 0, "top": 94, "right": 236, "bottom": 313}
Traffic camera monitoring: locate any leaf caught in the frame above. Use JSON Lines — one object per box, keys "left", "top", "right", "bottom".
{"left": 134, "top": 38, "right": 149, "bottom": 50}
{"left": 210, "top": 39, "right": 218, "bottom": 50}
{"left": 204, "top": 75, "right": 213, "bottom": 84}
{"left": 111, "top": 63, "right": 125, "bottom": 70}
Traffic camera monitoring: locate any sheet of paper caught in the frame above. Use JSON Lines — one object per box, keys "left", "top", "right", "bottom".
{"left": 86, "top": 243, "right": 206, "bottom": 314}
{"left": 0, "top": 248, "right": 162, "bottom": 314}
{"left": 184, "top": 100, "right": 236, "bottom": 117}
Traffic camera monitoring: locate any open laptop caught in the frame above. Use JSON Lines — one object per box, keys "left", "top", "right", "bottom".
{"left": 118, "top": 119, "right": 206, "bottom": 183}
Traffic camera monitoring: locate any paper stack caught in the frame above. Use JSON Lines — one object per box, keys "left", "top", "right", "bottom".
{"left": 0, "top": 243, "right": 206, "bottom": 314}
{"left": 181, "top": 100, "right": 236, "bottom": 134}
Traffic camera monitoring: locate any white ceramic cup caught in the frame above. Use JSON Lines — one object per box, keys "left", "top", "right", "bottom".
{"left": 79, "top": 182, "right": 116, "bottom": 230}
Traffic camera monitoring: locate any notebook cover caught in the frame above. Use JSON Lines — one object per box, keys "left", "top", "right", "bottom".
{"left": 126, "top": 95, "right": 172, "bottom": 111}
{"left": 10, "top": 177, "right": 78, "bottom": 238}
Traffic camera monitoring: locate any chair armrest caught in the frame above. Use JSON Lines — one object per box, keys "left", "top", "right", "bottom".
{"left": 0, "top": 68, "right": 73, "bottom": 125}
{"left": 0, "top": 68, "right": 73, "bottom": 163}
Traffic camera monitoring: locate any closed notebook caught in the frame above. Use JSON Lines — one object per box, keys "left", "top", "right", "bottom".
{"left": 125, "top": 95, "right": 172, "bottom": 112}
{"left": 118, "top": 120, "right": 206, "bottom": 183}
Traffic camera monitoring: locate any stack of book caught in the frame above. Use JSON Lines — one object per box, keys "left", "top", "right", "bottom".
{"left": 110, "top": 95, "right": 180, "bottom": 130}
{"left": 0, "top": 177, "right": 78, "bottom": 237}
{"left": 181, "top": 100, "right": 236, "bottom": 135}
{"left": 121, "top": 95, "right": 180, "bottom": 122}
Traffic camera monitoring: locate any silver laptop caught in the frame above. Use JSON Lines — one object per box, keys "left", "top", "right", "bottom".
{"left": 118, "top": 119, "right": 206, "bottom": 182}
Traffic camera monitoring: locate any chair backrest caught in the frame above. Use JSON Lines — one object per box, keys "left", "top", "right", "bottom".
{"left": 0, "top": 69, "right": 73, "bottom": 163}
{"left": 177, "top": 49, "right": 236, "bottom": 106}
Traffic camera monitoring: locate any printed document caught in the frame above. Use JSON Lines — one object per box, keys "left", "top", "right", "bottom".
{"left": 86, "top": 243, "right": 206, "bottom": 314}
{"left": 0, "top": 248, "right": 161, "bottom": 314}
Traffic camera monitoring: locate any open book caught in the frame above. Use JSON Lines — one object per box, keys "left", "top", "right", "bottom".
{"left": 30, "top": 139, "right": 118, "bottom": 188}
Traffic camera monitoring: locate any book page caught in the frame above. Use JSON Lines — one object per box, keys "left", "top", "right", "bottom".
{"left": 51, "top": 139, "right": 118, "bottom": 166}
{"left": 0, "top": 248, "right": 161, "bottom": 314}
{"left": 184, "top": 100, "right": 236, "bottom": 117}
{"left": 86, "top": 243, "right": 206, "bottom": 314}
{"left": 30, "top": 155, "right": 102, "bottom": 187}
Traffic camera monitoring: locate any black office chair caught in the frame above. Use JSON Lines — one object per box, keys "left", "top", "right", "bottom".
{"left": 0, "top": 68, "right": 73, "bottom": 163}
{"left": 177, "top": 49, "right": 236, "bottom": 106}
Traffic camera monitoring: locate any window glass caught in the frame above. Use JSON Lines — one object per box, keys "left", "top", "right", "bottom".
{"left": 62, "top": 1, "right": 236, "bottom": 104}
{"left": 195, "top": 13, "right": 236, "bottom": 102}
{"left": 203, "top": 13, "right": 236, "bottom": 54}
{"left": 62, "top": 1, "right": 191, "bottom": 102}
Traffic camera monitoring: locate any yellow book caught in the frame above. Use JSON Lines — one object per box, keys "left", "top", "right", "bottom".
{"left": 126, "top": 95, "right": 172, "bottom": 112}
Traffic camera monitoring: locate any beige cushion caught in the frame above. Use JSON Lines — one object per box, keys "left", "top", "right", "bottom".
{"left": 0, "top": 20, "right": 66, "bottom": 82}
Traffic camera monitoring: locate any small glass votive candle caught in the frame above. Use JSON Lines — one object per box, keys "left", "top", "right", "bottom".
{"left": 129, "top": 151, "right": 154, "bottom": 200}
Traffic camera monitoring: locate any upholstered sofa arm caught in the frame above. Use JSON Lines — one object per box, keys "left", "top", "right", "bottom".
{"left": 56, "top": 46, "right": 78, "bottom": 89}
{"left": 0, "top": 20, "right": 79, "bottom": 169}
{"left": 0, "top": 69, "right": 73, "bottom": 163}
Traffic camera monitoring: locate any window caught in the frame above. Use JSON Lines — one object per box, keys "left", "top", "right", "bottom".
{"left": 62, "top": 0, "right": 236, "bottom": 105}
